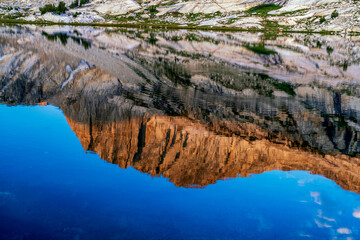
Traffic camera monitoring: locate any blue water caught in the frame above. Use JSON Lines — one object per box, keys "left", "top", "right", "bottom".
{"left": 0, "top": 104, "right": 360, "bottom": 240}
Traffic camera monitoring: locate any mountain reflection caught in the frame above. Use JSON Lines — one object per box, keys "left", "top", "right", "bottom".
{"left": 66, "top": 114, "right": 360, "bottom": 192}
{"left": 0, "top": 25, "right": 360, "bottom": 192}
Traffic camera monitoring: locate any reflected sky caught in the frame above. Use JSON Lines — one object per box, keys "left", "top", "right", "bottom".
{"left": 0, "top": 105, "right": 360, "bottom": 239}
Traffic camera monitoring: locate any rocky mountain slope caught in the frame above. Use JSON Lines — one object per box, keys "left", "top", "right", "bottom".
{"left": 0, "top": 0, "right": 359, "bottom": 32}
{"left": 0, "top": 25, "right": 360, "bottom": 191}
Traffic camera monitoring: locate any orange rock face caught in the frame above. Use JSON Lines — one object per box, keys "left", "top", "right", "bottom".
{"left": 66, "top": 114, "right": 360, "bottom": 193}
{"left": 38, "top": 101, "right": 48, "bottom": 106}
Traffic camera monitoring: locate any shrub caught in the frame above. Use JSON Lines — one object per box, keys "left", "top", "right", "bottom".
{"left": 40, "top": 4, "right": 56, "bottom": 15}
{"left": 39, "top": 1, "right": 67, "bottom": 15}
{"left": 326, "top": 46, "right": 334, "bottom": 55}
{"left": 57, "top": 1, "right": 67, "bottom": 13}
{"left": 320, "top": 16, "right": 326, "bottom": 23}
{"left": 69, "top": 0, "right": 90, "bottom": 8}
{"left": 147, "top": 5, "right": 158, "bottom": 13}
{"left": 331, "top": 10, "right": 339, "bottom": 18}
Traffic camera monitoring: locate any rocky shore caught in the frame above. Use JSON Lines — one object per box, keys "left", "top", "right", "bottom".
{"left": 0, "top": 0, "right": 359, "bottom": 32}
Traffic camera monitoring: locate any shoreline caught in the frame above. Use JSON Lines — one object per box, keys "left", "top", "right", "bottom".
{"left": 1, "top": 18, "right": 358, "bottom": 35}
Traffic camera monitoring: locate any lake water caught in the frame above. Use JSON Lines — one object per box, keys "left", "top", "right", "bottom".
{"left": 0, "top": 24, "right": 360, "bottom": 239}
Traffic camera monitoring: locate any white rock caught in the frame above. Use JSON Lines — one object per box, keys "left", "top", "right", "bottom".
{"left": 23, "top": 15, "right": 37, "bottom": 21}
{"left": 74, "top": 13, "right": 105, "bottom": 23}
{"left": 92, "top": 0, "right": 141, "bottom": 15}
{"left": 42, "top": 12, "right": 73, "bottom": 23}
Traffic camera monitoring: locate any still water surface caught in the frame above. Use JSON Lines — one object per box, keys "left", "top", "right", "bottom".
{"left": 0, "top": 25, "right": 360, "bottom": 239}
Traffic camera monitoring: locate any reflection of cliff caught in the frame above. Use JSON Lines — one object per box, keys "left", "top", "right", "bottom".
{"left": 1, "top": 26, "right": 360, "bottom": 192}
{"left": 66, "top": 114, "right": 360, "bottom": 193}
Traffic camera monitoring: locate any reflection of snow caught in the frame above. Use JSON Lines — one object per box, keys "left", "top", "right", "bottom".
{"left": 61, "top": 60, "right": 93, "bottom": 90}
{"left": 337, "top": 228, "right": 352, "bottom": 234}
{"left": 353, "top": 210, "right": 360, "bottom": 219}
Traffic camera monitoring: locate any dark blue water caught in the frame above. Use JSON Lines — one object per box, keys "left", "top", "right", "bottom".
{"left": 0, "top": 104, "right": 360, "bottom": 239}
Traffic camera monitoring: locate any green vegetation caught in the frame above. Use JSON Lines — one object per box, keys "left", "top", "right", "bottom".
{"left": 209, "top": 71, "right": 296, "bottom": 97}
{"left": 41, "top": 31, "right": 91, "bottom": 49}
{"left": 39, "top": 1, "right": 67, "bottom": 15}
{"left": 160, "top": 0, "right": 177, "bottom": 6}
{"left": 272, "top": 81, "right": 296, "bottom": 96}
{"left": 280, "top": 8, "right": 308, "bottom": 16}
{"left": 69, "top": 0, "right": 90, "bottom": 8}
{"left": 342, "top": 61, "right": 348, "bottom": 71}
{"left": 247, "top": 3, "right": 282, "bottom": 15}
{"left": 244, "top": 44, "right": 277, "bottom": 55}
{"left": 42, "top": 31, "right": 69, "bottom": 45}
{"left": 186, "top": 11, "right": 223, "bottom": 22}
{"left": 2, "top": 12, "right": 24, "bottom": 19}
{"left": 40, "top": 4, "right": 56, "bottom": 15}
{"left": 331, "top": 10, "right": 339, "bottom": 19}
{"left": 148, "top": 33, "right": 158, "bottom": 45}
{"left": 259, "top": 20, "right": 286, "bottom": 40}
{"left": 320, "top": 16, "right": 326, "bottom": 24}
{"left": 316, "top": 41, "right": 322, "bottom": 48}
{"left": 73, "top": 12, "right": 81, "bottom": 18}
{"left": 0, "top": 18, "right": 348, "bottom": 36}
{"left": 187, "top": 13, "right": 202, "bottom": 21}
{"left": 147, "top": 5, "right": 158, "bottom": 13}
{"left": 326, "top": 46, "right": 334, "bottom": 55}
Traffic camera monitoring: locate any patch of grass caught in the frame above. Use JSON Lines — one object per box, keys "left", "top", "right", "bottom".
{"left": 247, "top": 3, "right": 282, "bottom": 15}
{"left": 244, "top": 43, "right": 277, "bottom": 55}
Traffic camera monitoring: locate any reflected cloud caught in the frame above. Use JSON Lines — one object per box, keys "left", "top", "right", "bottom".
{"left": 317, "top": 210, "right": 335, "bottom": 222}
{"left": 310, "top": 192, "right": 322, "bottom": 205}
{"left": 353, "top": 210, "right": 360, "bottom": 219}
{"left": 337, "top": 228, "right": 352, "bottom": 234}
{"left": 315, "top": 219, "right": 332, "bottom": 228}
